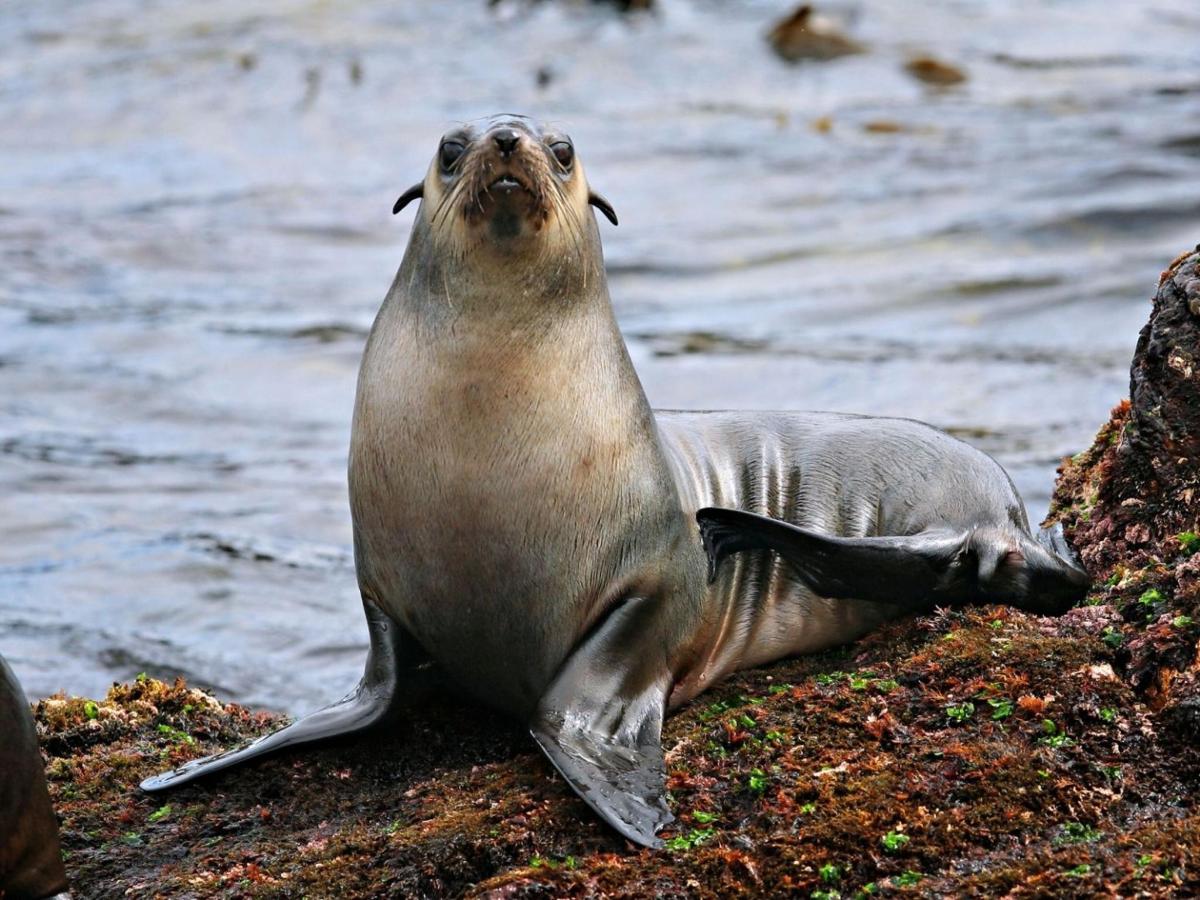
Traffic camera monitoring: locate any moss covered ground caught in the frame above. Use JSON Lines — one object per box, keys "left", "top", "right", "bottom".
{"left": 36, "top": 596, "right": 1200, "bottom": 897}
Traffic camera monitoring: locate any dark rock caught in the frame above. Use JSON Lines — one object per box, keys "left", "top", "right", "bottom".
{"left": 904, "top": 55, "right": 967, "bottom": 87}
{"left": 767, "top": 5, "right": 865, "bottom": 64}
{"left": 1050, "top": 247, "right": 1200, "bottom": 725}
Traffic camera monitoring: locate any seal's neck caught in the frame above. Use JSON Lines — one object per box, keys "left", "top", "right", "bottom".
{"left": 361, "top": 211, "right": 654, "bottom": 449}
{"left": 387, "top": 216, "right": 609, "bottom": 328}
{"left": 356, "top": 208, "right": 666, "bottom": 496}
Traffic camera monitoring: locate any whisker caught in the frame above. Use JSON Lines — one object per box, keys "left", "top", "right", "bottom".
{"left": 549, "top": 176, "right": 585, "bottom": 261}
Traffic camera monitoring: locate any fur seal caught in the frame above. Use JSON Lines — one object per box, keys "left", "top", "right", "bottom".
{"left": 141, "top": 115, "right": 1090, "bottom": 848}
{"left": 1, "top": 655, "right": 68, "bottom": 900}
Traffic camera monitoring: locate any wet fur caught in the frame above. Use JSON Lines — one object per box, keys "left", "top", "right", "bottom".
{"left": 141, "top": 117, "right": 1088, "bottom": 847}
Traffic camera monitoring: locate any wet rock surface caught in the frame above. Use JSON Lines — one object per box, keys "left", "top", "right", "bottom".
{"left": 1049, "top": 246, "right": 1200, "bottom": 740}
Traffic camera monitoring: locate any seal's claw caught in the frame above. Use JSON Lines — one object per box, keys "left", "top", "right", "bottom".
{"left": 696, "top": 508, "right": 761, "bottom": 584}
{"left": 1035, "top": 522, "right": 1084, "bottom": 571}
{"left": 697, "top": 517, "right": 720, "bottom": 584}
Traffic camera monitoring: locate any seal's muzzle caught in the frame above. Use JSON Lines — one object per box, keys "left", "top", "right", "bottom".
{"left": 460, "top": 123, "right": 552, "bottom": 237}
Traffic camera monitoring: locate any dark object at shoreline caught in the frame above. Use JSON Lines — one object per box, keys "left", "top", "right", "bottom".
{"left": 490, "top": 0, "right": 653, "bottom": 11}
{"left": 768, "top": 4, "right": 865, "bottom": 63}
{"left": 1, "top": 655, "right": 68, "bottom": 900}
{"left": 904, "top": 55, "right": 967, "bottom": 86}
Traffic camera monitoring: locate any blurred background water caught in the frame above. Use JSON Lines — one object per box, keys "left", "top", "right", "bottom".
{"left": 1, "top": 0, "right": 1198, "bottom": 713}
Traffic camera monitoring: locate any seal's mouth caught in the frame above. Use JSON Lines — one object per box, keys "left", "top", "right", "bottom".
{"left": 462, "top": 160, "right": 547, "bottom": 234}
{"left": 489, "top": 174, "right": 529, "bottom": 193}
{"left": 454, "top": 146, "right": 554, "bottom": 240}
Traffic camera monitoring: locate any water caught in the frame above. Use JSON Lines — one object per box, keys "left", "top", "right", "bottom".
{"left": 1, "top": 0, "right": 1198, "bottom": 713}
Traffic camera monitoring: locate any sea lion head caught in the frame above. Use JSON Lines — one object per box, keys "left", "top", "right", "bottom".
{"left": 393, "top": 115, "right": 617, "bottom": 258}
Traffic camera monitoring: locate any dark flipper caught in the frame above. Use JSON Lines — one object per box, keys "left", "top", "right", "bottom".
{"left": 141, "top": 596, "right": 433, "bottom": 791}
{"left": 1022, "top": 522, "right": 1092, "bottom": 613}
{"left": 697, "top": 507, "right": 972, "bottom": 607}
{"left": 1036, "top": 522, "right": 1083, "bottom": 569}
{"left": 530, "top": 597, "right": 673, "bottom": 849}
{"left": 696, "top": 507, "right": 1091, "bottom": 615}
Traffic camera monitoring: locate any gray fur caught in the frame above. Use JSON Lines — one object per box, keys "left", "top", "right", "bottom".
{"left": 141, "top": 117, "right": 1088, "bottom": 848}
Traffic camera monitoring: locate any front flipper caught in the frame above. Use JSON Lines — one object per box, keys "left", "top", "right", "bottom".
{"left": 697, "top": 506, "right": 971, "bottom": 608}
{"left": 141, "top": 596, "right": 433, "bottom": 791}
{"left": 530, "top": 598, "right": 674, "bottom": 849}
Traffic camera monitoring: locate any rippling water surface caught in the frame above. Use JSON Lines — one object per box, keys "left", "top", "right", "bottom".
{"left": 2, "top": 0, "right": 1198, "bottom": 712}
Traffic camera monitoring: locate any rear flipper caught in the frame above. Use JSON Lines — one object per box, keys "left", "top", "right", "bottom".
{"left": 141, "top": 595, "right": 435, "bottom": 792}
{"left": 696, "top": 507, "right": 1090, "bottom": 616}
{"left": 530, "top": 597, "right": 674, "bottom": 849}
{"left": 1027, "top": 521, "right": 1092, "bottom": 612}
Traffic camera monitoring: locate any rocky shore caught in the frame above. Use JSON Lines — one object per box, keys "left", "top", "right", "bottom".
{"left": 35, "top": 249, "right": 1200, "bottom": 898}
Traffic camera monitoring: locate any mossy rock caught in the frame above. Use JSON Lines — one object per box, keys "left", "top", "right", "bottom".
{"left": 38, "top": 607, "right": 1200, "bottom": 897}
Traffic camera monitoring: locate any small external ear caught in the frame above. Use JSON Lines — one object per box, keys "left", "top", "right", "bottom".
{"left": 588, "top": 190, "right": 618, "bottom": 226}
{"left": 392, "top": 183, "right": 424, "bottom": 215}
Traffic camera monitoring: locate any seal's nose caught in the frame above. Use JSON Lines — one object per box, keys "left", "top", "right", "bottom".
{"left": 493, "top": 129, "right": 520, "bottom": 157}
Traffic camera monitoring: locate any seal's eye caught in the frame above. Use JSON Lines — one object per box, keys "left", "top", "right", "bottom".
{"left": 550, "top": 141, "right": 574, "bottom": 170}
{"left": 440, "top": 141, "right": 465, "bottom": 172}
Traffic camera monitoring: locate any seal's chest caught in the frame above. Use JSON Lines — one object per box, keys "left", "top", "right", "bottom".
{"left": 386, "top": 336, "right": 636, "bottom": 486}
{"left": 350, "top": 313, "right": 676, "bottom": 611}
